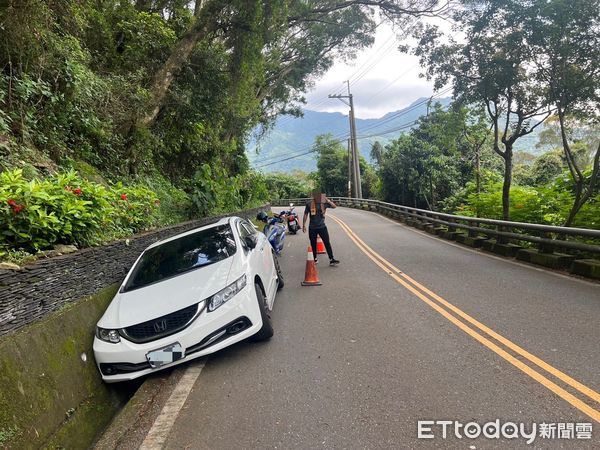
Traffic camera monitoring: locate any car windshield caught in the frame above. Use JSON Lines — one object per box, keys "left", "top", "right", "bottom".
{"left": 122, "top": 224, "right": 236, "bottom": 292}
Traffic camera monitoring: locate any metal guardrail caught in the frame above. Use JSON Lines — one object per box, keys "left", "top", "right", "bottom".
{"left": 272, "top": 197, "right": 600, "bottom": 256}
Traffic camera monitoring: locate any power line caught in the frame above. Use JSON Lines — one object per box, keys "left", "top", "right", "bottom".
{"left": 253, "top": 89, "right": 453, "bottom": 169}
{"left": 345, "top": 34, "right": 395, "bottom": 84}
{"left": 347, "top": 40, "right": 399, "bottom": 88}
{"left": 283, "top": 33, "right": 399, "bottom": 121}
{"left": 357, "top": 101, "right": 453, "bottom": 140}
{"left": 368, "top": 63, "right": 419, "bottom": 101}
{"left": 255, "top": 148, "right": 318, "bottom": 168}
{"left": 253, "top": 129, "right": 350, "bottom": 165}
{"left": 357, "top": 120, "right": 418, "bottom": 139}
{"left": 356, "top": 87, "right": 452, "bottom": 134}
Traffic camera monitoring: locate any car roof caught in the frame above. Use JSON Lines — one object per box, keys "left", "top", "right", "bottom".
{"left": 145, "top": 216, "right": 237, "bottom": 250}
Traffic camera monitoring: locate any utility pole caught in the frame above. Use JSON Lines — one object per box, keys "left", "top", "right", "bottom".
{"left": 329, "top": 82, "right": 362, "bottom": 198}
{"left": 347, "top": 138, "right": 352, "bottom": 197}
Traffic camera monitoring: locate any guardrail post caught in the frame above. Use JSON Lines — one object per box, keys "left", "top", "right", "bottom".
{"left": 442, "top": 217, "right": 459, "bottom": 240}
{"left": 430, "top": 213, "right": 445, "bottom": 236}
{"left": 468, "top": 221, "right": 477, "bottom": 238}
{"left": 395, "top": 206, "right": 402, "bottom": 220}
{"left": 538, "top": 232, "right": 555, "bottom": 254}
{"left": 401, "top": 207, "right": 409, "bottom": 223}
{"left": 413, "top": 211, "right": 421, "bottom": 228}
{"left": 497, "top": 225, "right": 508, "bottom": 244}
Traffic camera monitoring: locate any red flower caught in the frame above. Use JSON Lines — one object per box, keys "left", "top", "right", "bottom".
{"left": 72, "top": 188, "right": 82, "bottom": 196}
{"left": 12, "top": 204, "right": 24, "bottom": 214}
{"left": 120, "top": 193, "right": 128, "bottom": 201}
{"left": 7, "top": 199, "right": 17, "bottom": 207}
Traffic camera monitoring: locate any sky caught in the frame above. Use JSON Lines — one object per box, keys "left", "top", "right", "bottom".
{"left": 303, "top": 22, "right": 437, "bottom": 120}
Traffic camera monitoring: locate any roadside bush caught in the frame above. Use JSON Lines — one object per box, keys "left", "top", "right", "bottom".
{"left": 263, "top": 172, "right": 313, "bottom": 199}
{"left": 0, "top": 169, "right": 160, "bottom": 253}
{"left": 142, "top": 174, "right": 193, "bottom": 225}
{"left": 455, "top": 182, "right": 573, "bottom": 225}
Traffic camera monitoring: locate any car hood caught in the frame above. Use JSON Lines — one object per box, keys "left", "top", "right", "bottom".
{"left": 99, "top": 256, "right": 235, "bottom": 328}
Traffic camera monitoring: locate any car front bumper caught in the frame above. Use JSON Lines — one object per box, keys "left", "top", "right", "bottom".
{"left": 93, "top": 284, "right": 263, "bottom": 382}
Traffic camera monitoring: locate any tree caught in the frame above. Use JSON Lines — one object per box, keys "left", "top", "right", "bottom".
{"left": 412, "top": 0, "right": 552, "bottom": 220}
{"left": 263, "top": 171, "right": 313, "bottom": 199}
{"left": 313, "top": 134, "right": 378, "bottom": 198}
{"left": 0, "top": 0, "right": 456, "bottom": 218}
{"left": 370, "top": 141, "right": 384, "bottom": 167}
{"left": 377, "top": 103, "right": 491, "bottom": 210}
{"left": 525, "top": 0, "right": 600, "bottom": 226}
{"left": 135, "top": 0, "right": 452, "bottom": 131}
{"left": 530, "top": 151, "right": 564, "bottom": 186}
{"left": 313, "top": 134, "right": 349, "bottom": 196}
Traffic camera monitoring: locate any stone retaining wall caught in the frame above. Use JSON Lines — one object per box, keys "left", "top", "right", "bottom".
{"left": 0, "top": 205, "right": 268, "bottom": 338}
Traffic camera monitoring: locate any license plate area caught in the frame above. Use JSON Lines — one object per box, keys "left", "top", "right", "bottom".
{"left": 146, "top": 342, "right": 184, "bottom": 369}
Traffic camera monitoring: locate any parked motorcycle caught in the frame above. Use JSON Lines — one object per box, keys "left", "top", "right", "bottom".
{"left": 282, "top": 203, "right": 300, "bottom": 234}
{"left": 256, "top": 211, "right": 286, "bottom": 255}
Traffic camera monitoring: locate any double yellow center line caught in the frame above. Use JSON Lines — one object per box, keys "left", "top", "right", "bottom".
{"left": 329, "top": 214, "right": 600, "bottom": 423}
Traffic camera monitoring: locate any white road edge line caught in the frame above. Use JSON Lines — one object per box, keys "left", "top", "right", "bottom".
{"left": 139, "top": 360, "right": 206, "bottom": 450}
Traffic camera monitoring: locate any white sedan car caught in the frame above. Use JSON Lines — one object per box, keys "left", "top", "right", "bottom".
{"left": 93, "top": 216, "right": 283, "bottom": 382}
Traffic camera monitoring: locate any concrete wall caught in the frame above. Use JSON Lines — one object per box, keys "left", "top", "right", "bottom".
{"left": 0, "top": 285, "right": 124, "bottom": 449}
{"left": 0, "top": 205, "right": 269, "bottom": 448}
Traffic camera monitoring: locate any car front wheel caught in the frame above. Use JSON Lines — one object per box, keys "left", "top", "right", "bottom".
{"left": 251, "top": 282, "right": 273, "bottom": 341}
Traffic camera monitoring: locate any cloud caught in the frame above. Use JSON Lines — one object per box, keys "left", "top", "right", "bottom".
{"left": 302, "top": 22, "right": 439, "bottom": 119}
{"left": 306, "top": 79, "right": 435, "bottom": 119}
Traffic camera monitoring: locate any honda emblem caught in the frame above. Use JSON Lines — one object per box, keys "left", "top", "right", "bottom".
{"left": 153, "top": 319, "right": 167, "bottom": 333}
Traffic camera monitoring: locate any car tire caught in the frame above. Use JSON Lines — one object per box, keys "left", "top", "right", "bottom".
{"left": 251, "top": 282, "right": 273, "bottom": 341}
{"left": 273, "top": 253, "right": 284, "bottom": 290}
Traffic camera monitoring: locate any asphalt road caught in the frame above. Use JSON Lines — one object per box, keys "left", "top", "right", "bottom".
{"left": 154, "top": 207, "right": 599, "bottom": 449}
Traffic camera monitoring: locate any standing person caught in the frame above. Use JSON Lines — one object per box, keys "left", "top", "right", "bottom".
{"left": 302, "top": 192, "right": 340, "bottom": 265}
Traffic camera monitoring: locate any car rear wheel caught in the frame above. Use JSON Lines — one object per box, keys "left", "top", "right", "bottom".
{"left": 251, "top": 282, "right": 273, "bottom": 341}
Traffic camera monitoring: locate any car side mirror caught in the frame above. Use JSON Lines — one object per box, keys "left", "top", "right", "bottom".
{"left": 244, "top": 234, "right": 258, "bottom": 249}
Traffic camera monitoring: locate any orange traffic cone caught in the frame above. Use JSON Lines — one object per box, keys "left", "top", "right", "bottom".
{"left": 316, "top": 236, "right": 326, "bottom": 254}
{"left": 301, "top": 245, "right": 322, "bottom": 286}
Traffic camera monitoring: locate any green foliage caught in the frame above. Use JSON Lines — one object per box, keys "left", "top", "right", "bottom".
{"left": 452, "top": 175, "right": 599, "bottom": 229}
{"left": 263, "top": 172, "right": 313, "bottom": 200}
{"left": 0, "top": 169, "right": 161, "bottom": 253}
{"left": 190, "top": 165, "right": 268, "bottom": 216}
{"left": 311, "top": 134, "right": 378, "bottom": 198}
{"left": 457, "top": 183, "right": 570, "bottom": 225}
{"left": 1, "top": 0, "right": 596, "bottom": 235}
{"left": 0, "top": 0, "right": 443, "bottom": 237}
{"left": 142, "top": 174, "right": 193, "bottom": 225}
{"left": 377, "top": 104, "right": 489, "bottom": 209}
{"left": 314, "top": 135, "right": 349, "bottom": 196}
{"left": 529, "top": 151, "right": 564, "bottom": 185}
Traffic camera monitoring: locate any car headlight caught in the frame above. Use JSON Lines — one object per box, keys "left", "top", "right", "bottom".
{"left": 96, "top": 327, "right": 121, "bottom": 343}
{"left": 207, "top": 275, "right": 247, "bottom": 312}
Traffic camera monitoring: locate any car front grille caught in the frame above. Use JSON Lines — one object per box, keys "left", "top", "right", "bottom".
{"left": 121, "top": 303, "right": 199, "bottom": 343}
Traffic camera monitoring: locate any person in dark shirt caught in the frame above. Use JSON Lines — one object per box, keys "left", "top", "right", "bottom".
{"left": 302, "top": 193, "right": 340, "bottom": 265}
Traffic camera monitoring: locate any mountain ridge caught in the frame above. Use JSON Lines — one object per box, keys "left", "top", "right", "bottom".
{"left": 248, "top": 97, "right": 542, "bottom": 172}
